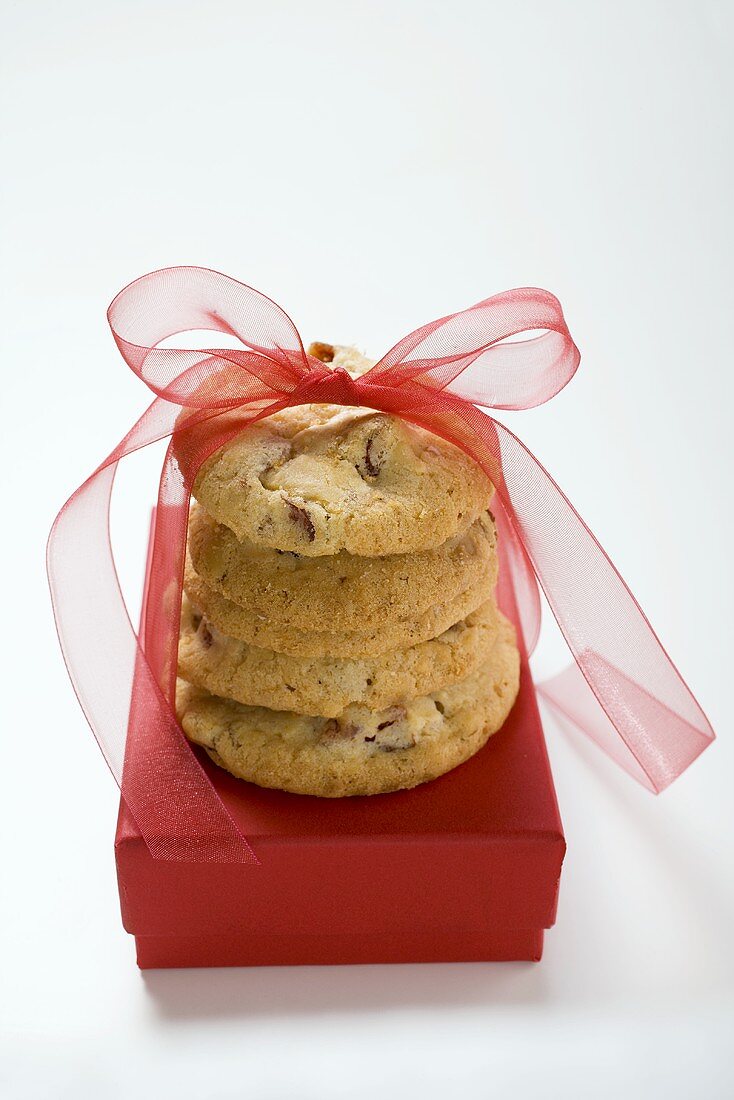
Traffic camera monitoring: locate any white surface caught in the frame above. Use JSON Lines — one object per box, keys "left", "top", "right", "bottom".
{"left": 1, "top": 2, "right": 733, "bottom": 1097}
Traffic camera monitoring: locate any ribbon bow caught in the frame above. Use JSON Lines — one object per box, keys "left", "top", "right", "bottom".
{"left": 47, "top": 267, "right": 714, "bottom": 863}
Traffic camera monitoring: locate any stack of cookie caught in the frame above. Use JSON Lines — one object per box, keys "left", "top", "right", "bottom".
{"left": 176, "top": 344, "right": 520, "bottom": 797}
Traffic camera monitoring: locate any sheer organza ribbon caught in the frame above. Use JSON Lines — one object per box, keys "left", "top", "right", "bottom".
{"left": 47, "top": 267, "right": 715, "bottom": 863}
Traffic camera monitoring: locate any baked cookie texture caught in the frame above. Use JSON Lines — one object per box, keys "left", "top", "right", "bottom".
{"left": 187, "top": 502, "right": 498, "bottom": 633}
{"left": 183, "top": 551, "right": 494, "bottom": 658}
{"left": 191, "top": 392, "right": 493, "bottom": 558}
{"left": 175, "top": 343, "right": 519, "bottom": 796}
{"left": 179, "top": 593, "right": 502, "bottom": 717}
{"left": 176, "top": 614, "right": 520, "bottom": 797}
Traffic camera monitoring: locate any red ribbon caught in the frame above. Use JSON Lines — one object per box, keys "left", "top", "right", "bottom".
{"left": 47, "top": 267, "right": 715, "bottom": 863}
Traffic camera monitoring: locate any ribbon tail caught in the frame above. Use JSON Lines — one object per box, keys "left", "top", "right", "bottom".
{"left": 47, "top": 403, "right": 259, "bottom": 863}
{"left": 352, "top": 386, "right": 714, "bottom": 791}
{"left": 490, "top": 496, "right": 542, "bottom": 656}
{"left": 491, "top": 419, "right": 715, "bottom": 792}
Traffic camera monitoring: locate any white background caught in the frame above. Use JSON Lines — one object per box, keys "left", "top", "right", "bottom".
{"left": 2, "top": 1, "right": 733, "bottom": 1097}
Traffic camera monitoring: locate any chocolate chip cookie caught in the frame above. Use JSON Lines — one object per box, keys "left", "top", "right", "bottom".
{"left": 178, "top": 593, "right": 502, "bottom": 717}
{"left": 187, "top": 502, "right": 497, "bottom": 633}
{"left": 183, "top": 549, "right": 494, "bottom": 658}
{"left": 191, "top": 349, "right": 493, "bottom": 557}
{"left": 176, "top": 614, "right": 520, "bottom": 797}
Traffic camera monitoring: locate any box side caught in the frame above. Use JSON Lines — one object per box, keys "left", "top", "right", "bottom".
{"left": 116, "top": 821, "right": 564, "bottom": 938}
{"left": 133, "top": 927, "right": 546, "bottom": 968}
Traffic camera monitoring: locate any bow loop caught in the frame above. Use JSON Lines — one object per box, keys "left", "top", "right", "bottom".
{"left": 108, "top": 266, "right": 311, "bottom": 407}
{"left": 364, "top": 287, "right": 580, "bottom": 411}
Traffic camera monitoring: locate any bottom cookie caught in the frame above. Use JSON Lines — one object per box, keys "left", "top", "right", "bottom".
{"left": 176, "top": 615, "right": 520, "bottom": 797}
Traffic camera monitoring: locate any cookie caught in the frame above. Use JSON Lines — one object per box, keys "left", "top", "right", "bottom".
{"left": 178, "top": 593, "right": 502, "bottom": 717}
{"left": 183, "top": 550, "right": 494, "bottom": 658}
{"left": 187, "top": 502, "right": 498, "bottom": 633}
{"left": 191, "top": 347, "right": 493, "bottom": 557}
{"left": 176, "top": 614, "right": 520, "bottom": 797}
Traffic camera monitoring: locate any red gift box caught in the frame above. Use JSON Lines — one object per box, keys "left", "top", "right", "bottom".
{"left": 46, "top": 269, "right": 713, "bottom": 971}
{"left": 115, "top": 526, "right": 565, "bottom": 969}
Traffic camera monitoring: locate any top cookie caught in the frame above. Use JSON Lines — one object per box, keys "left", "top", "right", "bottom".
{"left": 191, "top": 346, "right": 493, "bottom": 557}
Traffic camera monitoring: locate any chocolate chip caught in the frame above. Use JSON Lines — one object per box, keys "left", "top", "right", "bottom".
{"left": 376, "top": 705, "right": 407, "bottom": 731}
{"left": 364, "top": 735, "right": 376, "bottom": 742}
{"left": 199, "top": 623, "right": 213, "bottom": 648}
{"left": 308, "top": 341, "right": 335, "bottom": 363}
{"left": 320, "top": 718, "right": 360, "bottom": 743}
{"left": 191, "top": 612, "right": 202, "bottom": 631}
{"left": 434, "top": 700, "right": 445, "bottom": 714}
{"left": 363, "top": 437, "right": 381, "bottom": 477}
{"left": 373, "top": 705, "right": 413, "bottom": 751}
{"left": 285, "top": 499, "right": 315, "bottom": 542}
{"left": 487, "top": 508, "right": 496, "bottom": 524}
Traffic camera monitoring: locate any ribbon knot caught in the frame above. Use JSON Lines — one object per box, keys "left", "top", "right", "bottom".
{"left": 295, "top": 362, "right": 364, "bottom": 408}
{"left": 47, "top": 266, "right": 715, "bottom": 864}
